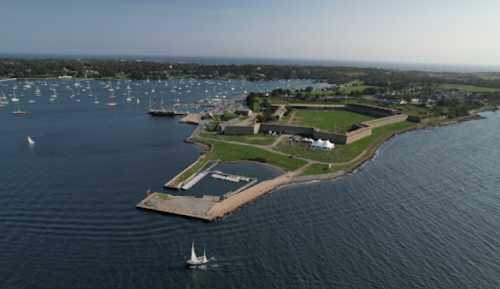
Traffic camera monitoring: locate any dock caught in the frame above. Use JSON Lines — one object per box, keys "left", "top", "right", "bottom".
{"left": 137, "top": 173, "right": 293, "bottom": 221}
{"left": 164, "top": 159, "right": 218, "bottom": 190}
{"left": 148, "top": 109, "right": 187, "bottom": 117}
{"left": 210, "top": 171, "right": 252, "bottom": 183}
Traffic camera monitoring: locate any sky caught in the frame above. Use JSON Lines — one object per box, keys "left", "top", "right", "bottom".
{"left": 1, "top": 0, "right": 500, "bottom": 66}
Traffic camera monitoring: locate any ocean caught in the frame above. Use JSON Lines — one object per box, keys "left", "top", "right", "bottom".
{"left": 1, "top": 79, "right": 500, "bottom": 289}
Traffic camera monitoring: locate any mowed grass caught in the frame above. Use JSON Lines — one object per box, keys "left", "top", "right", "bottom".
{"left": 439, "top": 83, "right": 500, "bottom": 93}
{"left": 199, "top": 132, "right": 277, "bottom": 145}
{"left": 301, "top": 163, "right": 332, "bottom": 176}
{"left": 292, "top": 109, "right": 373, "bottom": 133}
{"left": 201, "top": 139, "right": 306, "bottom": 172}
{"left": 277, "top": 121, "right": 416, "bottom": 164}
{"left": 340, "top": 84, "right": 378, "bottom": 94}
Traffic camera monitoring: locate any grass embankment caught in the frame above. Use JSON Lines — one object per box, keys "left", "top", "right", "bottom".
{"left": 196, "top": 138, "right": 306, "bottom": 172}
{"left": 292, "top": 109, "right": 373, "bottom": 133}
{"left": 277, "top": 121, "right": 415, "bottom": 165}
{"left": 300, "top": 163, "right": 349, "bottom": 176}
{"left": 199, "top": 132, "right": 277, "bottom": 145}
{"left": 172, "top": 157, "right": 210, "bottom": 186}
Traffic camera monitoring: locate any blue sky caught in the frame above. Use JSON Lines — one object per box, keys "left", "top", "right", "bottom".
{"left": 1, "top": 0, "right": 500, "bottom": 66}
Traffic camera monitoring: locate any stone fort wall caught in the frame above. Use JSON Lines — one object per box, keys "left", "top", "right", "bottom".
{"left": 223, "top": 104, "right": 407, "bottom": 144}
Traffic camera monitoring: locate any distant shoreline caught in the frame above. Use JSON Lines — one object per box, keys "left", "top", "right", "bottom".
{"left": 2, "top": 54, "right": 500, "bottom": 73}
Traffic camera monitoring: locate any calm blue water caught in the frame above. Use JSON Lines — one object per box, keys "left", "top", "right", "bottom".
{"left": 1, "top": 80, "right": 500, "bottom": 289}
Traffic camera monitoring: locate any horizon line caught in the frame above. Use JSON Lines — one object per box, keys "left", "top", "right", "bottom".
{"left": 2, "top": 52, "right": 500, "bottom": 73}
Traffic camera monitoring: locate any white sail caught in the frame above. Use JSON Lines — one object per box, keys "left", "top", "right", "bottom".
{"left": 202, "top": 249, "right": 208, "bottom": 263}
{"left": 190, "top": 241, "right": 198, "bottom": 262}
{"left": 27, "top": 136, "right": 35, "bottom": 145}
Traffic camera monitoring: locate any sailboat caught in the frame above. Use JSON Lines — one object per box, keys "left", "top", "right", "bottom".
{"left": 125, "top": 89, "right": 133, "bottom": 103}
{"left": 12, "top": 88, "right": 28, "bottom": 115}
{"left": 186, "top": 241, "right": 209, "bottom": 267}
{"left": 11, "top": 87, "right": 20, "bottom": 103}
{"left": 0, "top": 89, "right": 8, "bottom": 107}
{"left": 27, "top": 136, "right": 35, "bottom": 146}
{"left": 107, "top": 91, "right": 117, "bottom": 107}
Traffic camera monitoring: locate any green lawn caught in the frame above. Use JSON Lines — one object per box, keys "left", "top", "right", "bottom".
{"left": 439, "top": 83, "right": 500, "bottom": 93}
{"left": 199, "top": 132, "right": 277, "bottom": 145}
{"left": 301, "top": 164, "right": 332, "bottom": 176}
{"left": 292, "top": 109, "right": 373, "bottom": 133}
{"left": 340, "top": 84, "right": 378, "bottom": 94}
{"left": 277, "top": 121, "right": 416, "bottom": 164}
{"left": 201, "top": 139, "right": 306, "bottom": 172}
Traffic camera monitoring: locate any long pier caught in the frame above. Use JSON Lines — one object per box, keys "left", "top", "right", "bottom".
{"left": 137, "top": 173, "right": 293, "bottom": 221}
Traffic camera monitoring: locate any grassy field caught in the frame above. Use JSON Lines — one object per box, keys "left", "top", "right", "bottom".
{"left": 277, "top": 121, "right": 416, "bottom": 164}
{"left": 439, "top": 83, "right": 500, "bottom": 93}
{"left": 200, "top": 139, "right": 306, "bottom": 172}
{"left": 292, "top": 109, "right": 373, "bottom": 133}
{"left": 339, "top": 84, "right": 378, "bottom": 94}
{"left": 199, "top": 132, "right": 277, "bottom": 145}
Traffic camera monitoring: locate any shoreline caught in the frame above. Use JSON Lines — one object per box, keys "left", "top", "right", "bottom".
{"left": 138, "top": 108, "right": 495, "bottom": 221}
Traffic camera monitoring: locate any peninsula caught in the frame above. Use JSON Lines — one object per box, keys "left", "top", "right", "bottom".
{"left": 137, "top": 81, "right": 498, "bottom": 221}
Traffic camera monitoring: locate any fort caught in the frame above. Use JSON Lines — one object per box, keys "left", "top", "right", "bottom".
{"left": 219, "top": 103, "right": 409, "bottom": 144}
{"left": 136, "top": 102, "right": 417, "bottom": 221}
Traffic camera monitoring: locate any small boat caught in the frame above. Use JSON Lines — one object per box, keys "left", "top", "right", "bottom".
{"left": 27, "top": 136, "right": 35, "bottom": 145}
{"left": 186, "top": 241, "right": 209, "bottom": 267}
{"left": 13, "top": 110, "right": 28, "bottom": 116}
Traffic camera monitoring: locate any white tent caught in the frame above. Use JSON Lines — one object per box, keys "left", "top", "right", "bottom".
{"left": 324, "top": 140, "right": 335, "bottom": 150}
{"left": 311, "top": 138, "right": 334, "bottom": 150}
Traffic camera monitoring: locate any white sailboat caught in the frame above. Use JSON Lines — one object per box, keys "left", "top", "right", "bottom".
{"left": 27, "top": 136, "right": 35, "bottom": 146}
{"left": 107, "top": 91, "right": 117, "bottom": 107}
{"left": 12, "top": 87, "right": 28, "bottom": 115}
{"left": 11, "top": 87, "right": 20, "bottom": 103}
{"left": 186, "top": 241, "right": 209, "bottom": 267}
{"left": 125, "top": 89, "right": 133, "bottom": 103}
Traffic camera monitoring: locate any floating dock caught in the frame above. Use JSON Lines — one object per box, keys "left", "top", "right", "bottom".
{"left": 181, "top": 171, "right": 209, "bottom": 190}
{"left": 210, "top": 171, "right": 252, "bottom": 183}
{"left": 164, "top": 160, "right": 218, "bottom": 190}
